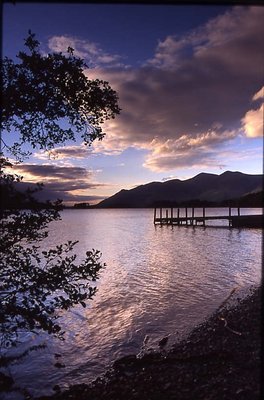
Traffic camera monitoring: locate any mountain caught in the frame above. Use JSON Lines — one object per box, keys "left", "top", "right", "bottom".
{"left": 97, "top": 171, "right": 263, "bottom": 208}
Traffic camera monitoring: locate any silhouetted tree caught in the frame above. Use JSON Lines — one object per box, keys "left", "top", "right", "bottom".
{"left": 1, "top": 30, "right": 120, "bottom": 159}
{"left": 0, "top": 31, "right": 119, "bottom": 368}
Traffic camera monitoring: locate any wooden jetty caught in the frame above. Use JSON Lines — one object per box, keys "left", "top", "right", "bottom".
{"left": 153, "top": 207, "right": 263, "bottom": 228}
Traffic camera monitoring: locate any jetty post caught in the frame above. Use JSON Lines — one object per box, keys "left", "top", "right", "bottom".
{"left": 191, "top": 207, "right": 195, "bottom": 226}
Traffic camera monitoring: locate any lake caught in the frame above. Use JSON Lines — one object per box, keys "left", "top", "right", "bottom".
{"left": 2, "top": 208, "right": 262, "bottom": 399}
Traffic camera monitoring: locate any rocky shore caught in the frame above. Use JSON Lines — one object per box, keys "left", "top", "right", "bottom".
{"left": 38, "top": 285, "right": 262, "bottom": 400}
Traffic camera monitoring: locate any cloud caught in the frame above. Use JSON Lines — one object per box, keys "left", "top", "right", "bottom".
{"left": 162, "top": 175, "right": 177, "bottom": 182}
{"left": 14, "top": 164, "right": 92, "bottom": 181}
{"left": 34, "top": 144, "right": 92, "bottom": 160}
{"left": 10, "top": 163, "right": 106, "bottom": 204}
{"left": 143, "top": 139, "right": 263, "bottom": 173}
{"left": 144, "top": 150, "right": 226, "bottom": 172}
{"left": 48, "top": 35, "right": 125, "bottom": 68}
{"left": 242, "top": 104, "right": 263, "bottom": 138}
{"left": 252, "top": 86, "right": 264, "bottom": 101}
{"left": 147, "top": 6, "right": 263, "bottom": 73}
{"left": 42, "top": 7, "right": 263, "bottom": 175}
{"left": 142, "top": 133, "right": 231, "bottom": 172}
{"left": 86, "top": 6, "right": 263, "bottom": 171}
{"left": 241, "top": 86, "right": 264, "bottom": 138}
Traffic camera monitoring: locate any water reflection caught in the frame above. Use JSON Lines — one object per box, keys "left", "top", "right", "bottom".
{"left": 3, "top": 208, "right": 262, "bottom": 399}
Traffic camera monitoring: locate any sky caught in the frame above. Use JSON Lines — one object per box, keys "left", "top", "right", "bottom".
{"left": 2, "top": 2, "right": 264, "bottom": 205}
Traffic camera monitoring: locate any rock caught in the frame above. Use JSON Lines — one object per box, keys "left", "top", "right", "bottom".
{"left": 54, "top": 362, "right": 65, "bottom": 368}
{"left": 113, "top": 354, "right": 137, "bottom": 370}
{"left": 0, "top": 372, "right": 14, "bottom": 391}
{"left": 158, "top": 336, "right": 169, "bottom": 347}
{"left": 163, "top": 382, "right": 171, "bottom": 390}
{"left": 123, "top": 370, "right": 134, "bottom": 378}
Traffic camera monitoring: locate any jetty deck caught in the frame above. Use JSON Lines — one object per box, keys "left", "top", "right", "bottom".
{"left": 153, "top": 207, "right": 263, "bottom": 228}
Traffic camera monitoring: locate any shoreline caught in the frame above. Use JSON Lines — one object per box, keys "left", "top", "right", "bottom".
{"left": 38, "top": 285, "right": 262, "bottom": 400}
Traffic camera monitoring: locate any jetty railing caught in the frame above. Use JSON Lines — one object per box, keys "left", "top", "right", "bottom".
{"left": 153, "top": 207, "right": 263, "bottom": 228}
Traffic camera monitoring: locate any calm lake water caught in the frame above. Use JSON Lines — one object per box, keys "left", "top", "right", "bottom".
{"left": 2, "top": 208, "right": 262, "bottom": 399}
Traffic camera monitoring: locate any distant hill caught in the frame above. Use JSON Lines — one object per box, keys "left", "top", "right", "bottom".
{"left": 0, "top": 181, "right": 61, "bottom": 210}
{"left": 96, "top": 171, "right": 263, "bottom": 208}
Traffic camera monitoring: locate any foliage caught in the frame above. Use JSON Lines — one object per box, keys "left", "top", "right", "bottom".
{"left": 0, "top": 31, "right": 118, "bottom": 356}
{"left": 0, "top": 157, "right": 104, "bottom": 353}
{"left": 1, "top": 30, "right": 120, "bottom": 157}
{"left": 0, "top": 201, "right": 103, "bottom": 347}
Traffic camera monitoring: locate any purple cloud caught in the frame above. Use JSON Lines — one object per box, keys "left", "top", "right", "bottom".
{"left": 10, "top": 163, "right": 106, "bottom": 204}
{"left": 90, "top": 6, "right": 264, "bottom": 171}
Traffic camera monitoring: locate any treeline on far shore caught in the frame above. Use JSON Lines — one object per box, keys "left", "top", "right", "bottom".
{"left": 1, "top": 189, "right": 263, "bottom": 211}
{"left": 70, "top": 190, "right": 263, "bottom": 209}
{"left": 149, "top": 190, "right": 264, "bottom": 209}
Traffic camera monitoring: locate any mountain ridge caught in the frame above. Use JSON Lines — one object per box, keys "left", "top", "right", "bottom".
{"left": 96, "top": 171, "right": 263, "bottom": 208}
